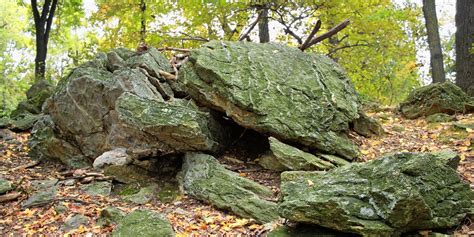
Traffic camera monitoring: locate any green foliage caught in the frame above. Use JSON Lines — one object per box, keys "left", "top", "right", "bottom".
{"left": 1, "top": 0, "right": 426, "bottom": 115}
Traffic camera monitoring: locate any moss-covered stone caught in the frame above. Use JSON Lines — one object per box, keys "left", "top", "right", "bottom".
{"left": 352, "top": 113, "right": 384, "bottom": 137}
{"left": 180, "top": 152, "right": 279, "bottom": 223}
{"left": 80, "top": 181, "right": 112, "bottom": 196}
{"left": 399, "top": 82, "right": 474, "bottom": 119}
{"left": 181, "top": 41, "right": 361, "bottom": 160}
{"left": 122, "top": 185, "right": 157, "bottom": 204}
{"left": 426, "top": 113, "right": 456, "bottom": 123}
{"left": 0, "top": 178, "right": 12, "bottom": 194}
{"left": 10, "top": 113, "right": 41, "bottom": 132}
{"left": 267, "top": 225, "right": 357, "bottom": 237}
{"left": 278, "top": 151, "right": 473, "bottom": 236}
{"left": 112, "top": 209, "right": 175, "bottom": 237}
{"left": 98, "top": 207, "right": 126, "bottom": 226}
{"left": 258, "top": 137, "right": 335, "bottom": 171}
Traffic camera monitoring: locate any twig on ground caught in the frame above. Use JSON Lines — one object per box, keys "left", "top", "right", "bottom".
{"left": 12, "top": 160, "right": 40, "bottom": 171}
{"left": 0, "top": 191, "right": 21, "bottom": 203}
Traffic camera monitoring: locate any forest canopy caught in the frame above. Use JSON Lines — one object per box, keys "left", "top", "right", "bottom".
{"left": 0, "top": 0, "right": 452, "bottom": 116}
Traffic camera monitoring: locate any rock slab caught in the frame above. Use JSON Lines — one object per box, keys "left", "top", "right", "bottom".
{"left": 181, "top": 41, "right": 362, "bottom": 160}
{"left": 180, "top": 152, "right": 279, "bottom": 223}
{"left": 278, "top": 151, "right": 473, "bottom": 236}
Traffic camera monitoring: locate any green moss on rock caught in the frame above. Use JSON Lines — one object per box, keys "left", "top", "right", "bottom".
{"left": 180, "top": 152, "right": 279, "bottom": 223}
{"left": 181, "top": 41, "right": 361, "bottom": 160}
{"left": 278, "top": 151, "right": 473, "bottom": 236}
{"left": 112, "top": 209, "right": 175, "bottom": 237}
{"left": 399, "top": 82, "right": 474, "bottom": 119}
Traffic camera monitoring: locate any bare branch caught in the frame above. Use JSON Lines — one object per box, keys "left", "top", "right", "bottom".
{"left": 238, "top": 10, "right": 265, "bottom": 41}
{"left": 157, "top": 47, "right": 190, "bottom": 53}
{"left": 299, "top": 19, "right": 321, "bottom": 50}
{"left": 328, "top": 43, "right": 370, "bottom": 56}
{"left": 44, "top": 0, "right": 58, "bottom": 45}
{"left": 301, "top": 18, "right": 350, "bottom": 51}
{"left": 31, "top": 0, "right": 40, "bottom": 23}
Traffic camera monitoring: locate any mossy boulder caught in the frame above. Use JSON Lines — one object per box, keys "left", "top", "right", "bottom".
{"left": 426, "top": 113, "right": 456, "bottom": 123}
{"left": 29, "top": 47, "right": 228, "bottom": 171}
{"left": 179, "top": 152, "right": 279, "bottom": 223}
{"left": 399, "top": 82, "right": 474, "bottom": 119}
{"left": 181, "top": 41, "right": 363, "bottom": 160}
{"left": 278, "top": 151, "right": 473, "bottom": 236}
{"left": 112, "top": 209, "right": 175, "bottom": 237}
{"left": 258, "top": 137, "right": 336, "bottom": 171}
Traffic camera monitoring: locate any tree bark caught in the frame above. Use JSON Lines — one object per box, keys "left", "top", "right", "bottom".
{"left": 258, "top": 6, "right": 270, "bottom": 43}
{"left": 31, "top": 0, "right": 58, "bottom": 81}
{"left": 422, "top": 0, "right": 446, "bottom": 84}
{"left": 140, "top": 0, "right": 146, "bottom": 43}
{"left": 455, "top": 0, "right": 474, "bottom": 95}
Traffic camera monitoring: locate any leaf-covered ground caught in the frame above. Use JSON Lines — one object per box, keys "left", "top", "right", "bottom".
{"left": 1, "top": 110, "right": 473, "bottom": 236}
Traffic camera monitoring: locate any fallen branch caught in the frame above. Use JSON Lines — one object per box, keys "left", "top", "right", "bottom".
{"left": 238, "top": 10, "right": 265, "bottom": 41}
{"left": 0, "top": 191, "right": 21, "bottom": 203}
{"left": 157, "top": 47, "right": 190, "bottom": 53}
{"left": 12, "top": 160, "right": 40, "bottom": 171}
{"left": 158, "top": 70, "right": 177, "bottom": 81}
{"left": 23, "top": 197, "right": 98, "bottom": 208}
{"left": 300, "top": 18, "right": 350, "bottom": 51}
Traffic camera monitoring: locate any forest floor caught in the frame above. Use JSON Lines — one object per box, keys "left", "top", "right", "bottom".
{"left": 1, "top": 109, "right": 474, "bottom": 236}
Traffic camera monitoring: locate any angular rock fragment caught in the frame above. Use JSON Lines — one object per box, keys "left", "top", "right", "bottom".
{"left": 351, "top": 113, "right": 384, "bottom": 137}
{"left": 258, "top": 137, "right": 335, "bottom": 171}
{"left": 399, "top": 82, "right": 474, "bottom": 119}
{"left": 278, "top": 151, "right": 473, "bottom": 236}
{"left": 93, "top": 148, "right": 130, "bottom": 169}
{"left": 426, "top": 113, "right": 456, "bottom": 123}
{"left": 181, "top": 41, "right": 362, "bottom": 160}
{"left": 180, "top": 153, "right": 279, "bottom": 223}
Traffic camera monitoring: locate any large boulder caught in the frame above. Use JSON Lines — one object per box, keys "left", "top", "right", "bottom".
{"left": 179, "top": 153, "right": 279, "bottom": 223}
{"left": 278, "top": 151, "right": 473, "bottom": 236}
{"left": 29, "top": 47, "right": 227, "bottom": 168}
{"left": 181, "top": 41, "right": 363, "bottom": 160}
{"left": 399, "top": 82, "right": 474, "bottom": 119}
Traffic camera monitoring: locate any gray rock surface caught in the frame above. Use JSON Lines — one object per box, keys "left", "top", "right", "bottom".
{"left": 278, "top": 151, "right": 473, "bottom": 236}
{"left": 93, "top": 148, "right": 130, "bottom": 169}
{"left": 180, "top": 152, "right": 279, "bottom": 223}
{"left": 181, "top": 41, "right": 363, "bottom": 160}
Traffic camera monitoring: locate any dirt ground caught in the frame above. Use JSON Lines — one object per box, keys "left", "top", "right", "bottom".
{"left": 1, "top": 110, "right": 473, "bottom": 236}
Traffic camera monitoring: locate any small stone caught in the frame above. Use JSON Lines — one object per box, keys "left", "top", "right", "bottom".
{"left": 61, "top": 179, "right": 76, "bottom": 186}
{"left": 31, "top": 179, "right": 58, "bottom": 190}
{"left": 112, "top": 209, "right": 175, "bottom": 237}
{"left": 98, "top": 207, "right": 126, "bottom": 226}
{"left": 22, "top": 186, "right": 57, "bottom": 208}
{"left": 54, "top": 203, "right": 68, "bottom": 213}
{"left": 426, "top": 113, "right": 456, "bottom": 123}
{"left": 0, "top": 178, "right": 13, "bottom": 194}
{"left": 93, "top": 148, "right": 130, "bottom": 169}
{"left": 123, "top": 185, "right": 157, "bottom": 204}
{"left": 63, "top": 214, "right": 89, "bottom": 231}
{"left": 81, "top": 181, "right": 112, "bottom": 196}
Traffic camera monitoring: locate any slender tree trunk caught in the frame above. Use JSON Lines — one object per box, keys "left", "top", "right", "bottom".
{"left": 455, "top": 0, "right": 474, "bottom": 95}
{"left": 140, "top": 0, "right": 146, "bottom": 43}
{"left": 258, "top": 6, "right": 270, "bottom": 43}
{"left": 422, "top": 0, "right": 446, "bottom": 83}
{"left": 31, "top": 0, "right": 58, "bottom": 81}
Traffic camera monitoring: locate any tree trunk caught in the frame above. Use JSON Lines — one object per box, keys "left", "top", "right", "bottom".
{"left": 31, "top": 0, "right": 58, "bottom": 81}
{"left": 422, "top": 0, "right": 446, "bottom": 84}
{"left": 455, "top": 0, "right": 474, "bottom": 96}
{"left": 258, "top": 7, "right": 269, "bottom": 43}
{"left": 140, "top": 0, "right": 146, "bottom": 43}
